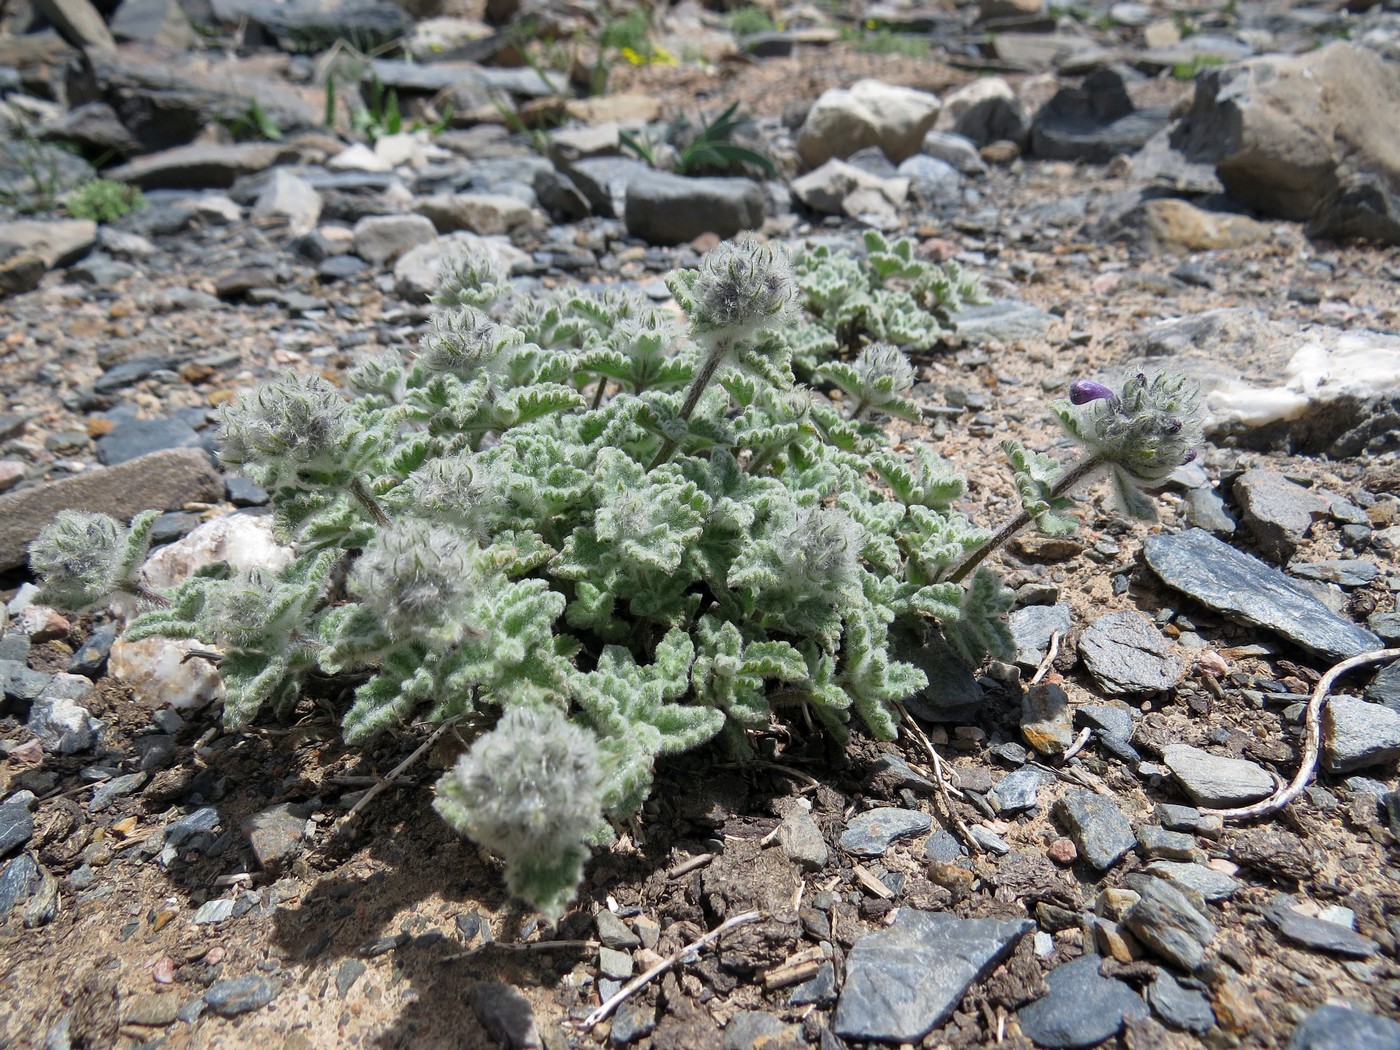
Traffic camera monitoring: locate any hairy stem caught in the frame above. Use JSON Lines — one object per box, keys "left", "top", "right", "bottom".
{"left": 118, "top": 579, "right": 170, "bottom": 608}
{"left": 944, "top": 455, "right": 1102, "bottom": 585}
{"left": 649, "top": 337, "right": 730, "bottom": 470}
{"left": 349, "top": 476, "right": 392, "bottom": 528}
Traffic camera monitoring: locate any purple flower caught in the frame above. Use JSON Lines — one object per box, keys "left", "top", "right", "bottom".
{"left": 1163, "top": 417, "right": 1183, "bottom": 434}
{"left": 1069, "top": 379, "right": 1117, "bottom": 406}
{"left": 1181, "top": 449, "right": 1198, "bottom": 465}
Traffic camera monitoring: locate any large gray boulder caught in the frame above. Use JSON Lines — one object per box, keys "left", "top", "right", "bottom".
{"left": 1170, "top": 42, "right": 1400, "bottom": 244}
{"left": 623, "top": 171, "right": 764, "bottom": 246}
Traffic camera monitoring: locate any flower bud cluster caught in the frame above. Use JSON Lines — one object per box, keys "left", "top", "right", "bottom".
{"left": 417, "top": 306, "right": 522, "bottom": 378}
{"left": 1059, "top": 371, "right": 1202, "bottom": 483}
{"left": 349, "top": 519, "right": 483, "bottom": 646}
{"left": 217, "top": 372, "right": 353, "bottom": 481}
{"left": 29, "top": 511, "right": 126, "bottom": 610}
{"left": 688, "top": 233, "right": 796, "bottom": 343}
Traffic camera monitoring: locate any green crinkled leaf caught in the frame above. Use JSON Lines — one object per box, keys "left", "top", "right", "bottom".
{"left": 943, "top": 567, "right": 1015, "bottom": 666}
{"left": 220, "top": 650, "right": 292, "bottom": 728}
{"left": 1004, "top": 439, "right": 1079, "bottom": 536}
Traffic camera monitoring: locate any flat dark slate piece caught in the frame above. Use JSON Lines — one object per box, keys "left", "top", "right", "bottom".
{"left": 1143, "top": 529, "right": 1381, "bottom": 661}
{"left": 1017, "top": 954, "right": 1149, "bottom": 1049}
{"left": 833, "top": 909, "right": 1032, "bottom": 1043}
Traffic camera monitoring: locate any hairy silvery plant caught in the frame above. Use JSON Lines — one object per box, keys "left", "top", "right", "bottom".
{"left": 28, "top": 509, "right": 163, "bottom": 610}
{"left": 946, "top": 371, "right": 1203, "bottom": 584}
{"left": 27, "top": 230, "right": 1201, "bottom": 922}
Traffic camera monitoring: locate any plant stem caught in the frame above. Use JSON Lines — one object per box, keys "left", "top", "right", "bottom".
{"left": 119, "top": 580, "right": 170, "bottom": 608}
{"left": 944, "top": 455, "right": 1102, "bottom": 585}
{"left": 350, "top": 476, "right": 392, "bottom": 528}
{"left": 590, "top": 379, "right": 607, "bottom": 411}
{"left": 648, "top": 337, "right": 729, "bottom": 469}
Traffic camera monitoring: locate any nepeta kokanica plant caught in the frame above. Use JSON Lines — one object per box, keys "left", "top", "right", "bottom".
{"left": 28, "top": 232, "right": 1200, "bottom": 921}
{"left": 946, "top": 370, "right": 1202, "bottom": 584}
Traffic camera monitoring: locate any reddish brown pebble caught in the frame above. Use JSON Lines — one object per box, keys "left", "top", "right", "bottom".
{"left": 1048, "top": 838, "right": 1078, "bottom": 865}
{"left": 152, "top": 957, "right": 176, "bottom": 984}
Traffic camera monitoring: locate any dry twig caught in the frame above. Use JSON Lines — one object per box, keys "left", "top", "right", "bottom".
{"left": 1202, "top": 647, "right": 1400, "bottom": 822}
{"left": 898, "top": 703, "right": 982, "bottom": 855}
{"left": 1029, "top": 630, "right": 1061, "bottom": 686}
{"left": 578, "top": 910, "right": 764, "bottom": 1029}
{"left": 335, "top": 717, "right": 461, "bottom": 832}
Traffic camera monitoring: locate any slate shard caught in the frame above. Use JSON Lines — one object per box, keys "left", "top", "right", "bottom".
{"left": 1144, "top": 529, "right": 1381, "bottom": 661}
{"left": 833, "top": 908, "right": 1032, "bottom": 1043}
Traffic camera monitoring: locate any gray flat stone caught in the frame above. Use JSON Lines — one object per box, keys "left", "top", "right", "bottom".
{"left": 1009, "top": 602, "right": 1071, "bottom": 668}
{"left": 1078, "top": 611, "right": 1184, "bottom": 696}
{"left": 0, "top": 804, "right": 33, "bottom": 858}
{"left": 1017, "top": 954, "right": 1149, "bottom": 1049}
{"left": 833, "top": 909, "right": 1032, "bottom": 1043}
{"left": 1052, "top": 788, "right": 1136, "bottom": 872}
{"left": 1123, "top": 876, "right": 1216, "bottom": 972}
{"left": 1289, "top": 1003, "right": 1400, "bottom": 1050}
{"left": 1149, "top": 969, "right": 1215, "bottom": 1034}
{"left": 990, "top": 767, "right": 1043, "bottom": 814}
{"left": 839, "top": 808, "right": 931, "bottom": 857}
{"left": 1163, "top": 744, "right": 1275, "bottom": 808}
{"left": 1269, "top": 905, "right": 1379, "bottom": 958}
{"left": 1146, "top": 861, "right": 1241, "bottom": 903}
{"left": 204, "top": 975, "right": 279, "bottom": 1016}
{"left": 624, "top": 171, "right": 765, "bottom": 246}
{"left": 469, "top": 980, "right": 539, "bottom": 1049}
{"left": 1323, "top": 697, "right": 1400, "bottom": 774}
{"left": 950, "top": 299, "right": 1057, "bottom": 344}
{"left": 0, "top": 854, "right": 40, "bottom": 917}
{"left": 1290, "top": 560, "right": 1380, "bottom": 588}
{"left": 1235, "top": 470, "right": 1329, "bottom": 562}
{"left": 1144, "top": 529, "right": 1381, "bottom": 661}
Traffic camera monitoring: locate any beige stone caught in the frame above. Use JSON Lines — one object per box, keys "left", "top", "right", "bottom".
{"left": 0, "top": 448, "right": 222, "bottom": 572}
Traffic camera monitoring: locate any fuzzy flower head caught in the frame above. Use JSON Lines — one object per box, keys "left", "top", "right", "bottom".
{"left": 348, "top": 519, "right": 484, "bottom": 646}
{"left": 417, "top": 305, "right": 522, "bottom": 378}
{"left": 202, "top": 569, "right": 283, "bottom": 650}
{"left": 434, "top": 704, "right": 604, "bottom": 920}
{"left": 685, "top": 233, "right": 796, "bottom": 343}
{"left": 218, "top": 372, "right": 354, "bottom": 482}
{"left": 855, "top": 343, "right": 916, "bottom": 397}
{"left": 771, "top": 505, "right": 864, "bottom": 603}
{"left": 1056, "top": 371, "right": 1203, "bottom": 483}
{"left": 29, "top": 511, "right": 125, "bottom": 610}
{"left": 431, "top": 254, "right": 507, "bottom": 310}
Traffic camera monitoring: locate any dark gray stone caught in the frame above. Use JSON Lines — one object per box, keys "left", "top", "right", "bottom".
{"left": 203, "top": 975, "right": 279, "bottom": 1016}
{"left": 990, "top": 767, "right": 1042, "bottom": 814}
{"left": 1078, "top": 611, "right": 1183, "bottom": 696}
{"left": 1144, "top": 529, "right": 1382, "bottom": 661}
{"left": 166, "top": 806, "right": 221, "bottom": 848}
{"left": 1079, "top": 705, "right": 1134, "bottom": 741}
{"left": 89, "top": 771, "right": 146, "bottom": 814}
{"left": 623, "top": 171, "right": 764, "bottom": 246}
{"left": 1123, "top": 876, "right": 1216, "bottom": 971}
{"left": 1009, "top": 603, "right": 1071, "bottom": 667}
{"left": 1289, "top": 1003, "right": 1400, "bottom": 1050}
{"left": 788, "top": 961, "right": 837, "bottom": 1006}
{"left": 1, "top": 661, "right": 51, "bottom": 702}
{"left": 1368, "top": 662, "right": 1400, "bottom": 711}
{"left": 565, "top": 157, "right": 653, "bottom": 218}
{"left": 1052, "top": 788, "right": 1136, "bottom": 872}
{"left": 833, "top": 909, "right": 1032, "bottom": 1043}
{"left": 1269, "top": 905, "right": 1379, "bottom": 958}
{"left": 595, "top": 910, "right": 640, "bottom": 951}
{"left": 839, "top": 808, "right": 931, "bottom": 857}
{"left": 1017, "top": 954, "right": 1149, "bottom": 1049}
{"left": 1146, "top": 861, "right": 1240, "bottom": 903}
{"left": 1031, "top": 70, "right": 1171, "bottom": 163}
{"left": 1149, "top": 969, "right": 1215, "bottom": 1034}
{"left": 243, "top": 803, "right": 307, "bottom": 869}
{"left": 923, "top": 829, "right": 967, "bottom": 864}
{"left": 0, "top": 853, "right": 39, "bottom": 917}
{"left": 95, "top": 416, "right": 203, "bottom": 466}
{"left": 93, "top": 356, "right": 179, "bottom": 393}
{"left": 610, "top": 1000, "right": 655, "bottom": 1045}
{"left": 867, "top": 753, "right": 936, "bottom": 794}
{"left": 67, "top": 626, "right": 117, "bottom": 677}
{"left": 227, "top": 0, "right": 411, "bottom": 54}
{"left": 1290, "top": 560, "right": 1380, "bottom": 588}
{"left": 1235, "top": 470, "right": 1329, "bottom": 562}
{"left": 0, "top": 804, "right": 33, "bottom": 858}
{"left": 899, "top": 627, "right": 983, "bottom": 721}
{"left": 470, "top": 980, "right": 540, "bottom": 1049}
{"left": 1323, "top": 697, "right": 1400, "bottom": 773}
{"left": 1186, "top": 484, "right": 1238, "bottom": 536}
